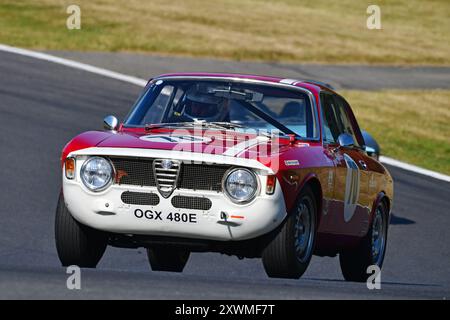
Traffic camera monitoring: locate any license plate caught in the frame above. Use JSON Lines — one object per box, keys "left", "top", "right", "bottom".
{"left": 133, "top": 209, "right": 197, "bottom": 224}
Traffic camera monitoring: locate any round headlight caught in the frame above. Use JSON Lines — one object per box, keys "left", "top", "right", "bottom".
{"left": 224, "top": 168, "right": 258, "bottom": 203}
{"left": 81, "top": 157, "right": 114, "bottom": 192}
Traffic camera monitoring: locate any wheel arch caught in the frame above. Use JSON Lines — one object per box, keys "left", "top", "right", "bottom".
{"left": 371, "top": 191, "right": 391, "bottom": 225}
{"left": 297, "top": 174, "right": 323, "bottom": 226}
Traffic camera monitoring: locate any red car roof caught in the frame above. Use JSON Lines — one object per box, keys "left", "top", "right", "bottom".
{"left": 153, "top": 72, "right": 332, "bottom": 93}
{"left": 156, "top": 72, "right": 284, "bottom": 83}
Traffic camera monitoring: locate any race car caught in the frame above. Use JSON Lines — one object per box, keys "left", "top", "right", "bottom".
{"left": 55, "top": 73, "right": 393, "bottom": 281}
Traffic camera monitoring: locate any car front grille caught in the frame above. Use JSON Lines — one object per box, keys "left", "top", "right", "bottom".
{"left": 112, "top": 157, "right": 155, "bottom": 186}
{"left": 171, "top": 195, "right": 212, "bottom": 211}
{"left": 110, "top": 157, "right": 229, "bottom": 192}
{"left": 153, "top": 159, "right": 180, "bottom": 198}
{"left": 178, "top": 164, "right": 229, "bottom": 191}
{"left": 121, "top": 191, "right": 160, "bottom": 206}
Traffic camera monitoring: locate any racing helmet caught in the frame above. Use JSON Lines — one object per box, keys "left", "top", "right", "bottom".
{"left": 182, "top": 87, "right": 230, "bottom": 122}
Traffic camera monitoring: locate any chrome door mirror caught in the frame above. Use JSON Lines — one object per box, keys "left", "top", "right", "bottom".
{"left": 361, "top": 130, "right": 380, "bottom": 160}
{"left": 103, "top": 115, "right": 119, "bottom": 131}
{"left": 337, "top": 133, "right": 355, "bottom": 149}
{"left": 364, "top": 145, "right": 379, "bottom": 160}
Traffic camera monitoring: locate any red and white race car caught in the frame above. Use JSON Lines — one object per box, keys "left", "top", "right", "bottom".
{"left": 56, "top": 73, "right": 393, "bottom": 281}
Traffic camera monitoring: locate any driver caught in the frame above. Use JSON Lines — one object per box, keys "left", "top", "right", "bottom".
{"left": 181, "top": 91, "right": 230, "bottom": 122}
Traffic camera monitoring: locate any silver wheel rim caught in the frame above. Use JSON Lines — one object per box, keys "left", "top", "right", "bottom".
{"left": 294, "top": 200, "right": 314, "bottom": 263}
{"left": 371, "top": 206, "right": 386, "bottom": 265}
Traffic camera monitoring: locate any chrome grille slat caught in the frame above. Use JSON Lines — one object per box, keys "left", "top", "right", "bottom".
{"left": 157, "top": 178, "right": 176, "bottom": 183}
{"left": 155, "top": 168, "right": 178, "bottom": 172}
{"left": 156, "top": 173, "right": 177, "bottom": 177}
{"left": 153, "top": 159, "right": 181, "bottom": 198}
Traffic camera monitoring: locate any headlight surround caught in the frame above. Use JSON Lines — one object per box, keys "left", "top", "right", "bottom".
{"left": 80, "top": 157, "right": 114, "bottom": 192}
{"left": 223, "top": 168, "right": 259, "bottom": 203}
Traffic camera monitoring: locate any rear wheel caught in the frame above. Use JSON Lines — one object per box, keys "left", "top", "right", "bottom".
{"left": 147, "top": 247, "right": 190, "bottom": 272}
{"left": 55, "top": 192, "right": 107, "bottom": 268}
{"left": 262, "top": 186, "right": 317, "bottom": 279}
{"left": 339, "top": 201, "right": 388, "bottom": 282}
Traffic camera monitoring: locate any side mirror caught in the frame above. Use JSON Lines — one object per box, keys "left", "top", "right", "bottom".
{"left": 364, "top": 145, "right": 379, "bottom": 160}
{"left": 103, "top": 115, "right": 119, "bottom": 131}
{"left": 337, "top": 133, "right": 355, "bottom": 149}
{"left": 361, "top": 130, "right": 380, "bottom": 160}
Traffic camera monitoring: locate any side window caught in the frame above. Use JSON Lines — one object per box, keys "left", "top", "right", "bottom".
{"left": 332, "top": 95, "right": 360, "bottom": 147}
{"left": 320, "top": 93, "right": 340, "bottom": 143}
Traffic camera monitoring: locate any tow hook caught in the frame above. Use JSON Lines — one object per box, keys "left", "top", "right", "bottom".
{"left": 218, "top": 211, "right": 243, "bottom": 226}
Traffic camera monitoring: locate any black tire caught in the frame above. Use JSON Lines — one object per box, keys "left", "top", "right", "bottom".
{"left": 262, "top": 186, "right": 317, "bottom": 279}
{"left": 339, "top": 201, "right": 388, "bottom": 282}
{"left": 55, "top": 192, "right": 107, "bottom": 268}
{"left": 147, "top": 247, "right": 190, "bottom": 272}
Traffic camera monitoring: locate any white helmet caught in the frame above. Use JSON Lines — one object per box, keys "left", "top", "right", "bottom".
{"left": 182, "top": 87, "right": 230, "bottom": 122}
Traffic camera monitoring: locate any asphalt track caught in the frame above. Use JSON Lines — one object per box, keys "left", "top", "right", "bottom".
{"left": 0, "top": 50, "right": 449, "bottom": 299}
{"left": 48, "top": 51, "right": 450, "bottom": 90}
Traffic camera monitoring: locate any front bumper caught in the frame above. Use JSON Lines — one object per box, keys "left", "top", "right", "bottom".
{"left": 62, "top": 153, "right": 287, "bottom": 241}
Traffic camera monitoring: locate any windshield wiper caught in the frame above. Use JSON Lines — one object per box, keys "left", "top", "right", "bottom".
{"left": 209, "top": 122, "right": 246, "bottom": 129}
{"left": 145, "top": 121, "right": 243, "bottom": 132}
{"left": 144, "top": 122, "right": 192, "bottom": 130}
{"left": 144, "top": 121, "right": 297, "bottom": 140}
{"left": 256, "top": 130, "right": 293, "bottom": 139}
{"left": 177, "top": 121, "right": 247, "bottom": 131}
{"left": 193, "top": 121, "right": 291, "bottom": 139}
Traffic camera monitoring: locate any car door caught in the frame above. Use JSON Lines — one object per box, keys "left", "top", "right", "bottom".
{"left": 320, "top": 92, "right": 370, "bottom": 236}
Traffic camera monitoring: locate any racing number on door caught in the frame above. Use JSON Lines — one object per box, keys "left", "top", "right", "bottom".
{"left": 343, "top": 154, "right": 360, "bottom": 222}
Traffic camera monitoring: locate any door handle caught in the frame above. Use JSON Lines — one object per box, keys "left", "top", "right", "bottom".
{"left": 359, "top": 160, "right": 368, "bottom": 170}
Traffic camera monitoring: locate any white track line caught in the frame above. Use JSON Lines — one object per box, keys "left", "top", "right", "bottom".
{"left": 380, "top": 156, "right": 450, "bottom": 183}
{"left": 0, "top": 44, "right": 147, "bottom": 87}
{"left": 1, "top": 43, "right": 449, "bottom": 183}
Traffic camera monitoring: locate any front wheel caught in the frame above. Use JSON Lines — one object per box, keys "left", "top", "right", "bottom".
{"left": 147, "top": 247, "right": 190, "bottom": 272}
{"left": 55, "top": 192, "right": 107, "bottom": 268}
{"left": 339, "top": 201, "right": 388, "bottom": 282}
{"left": 262, "top": 186, "right": 317, "bottom": 279}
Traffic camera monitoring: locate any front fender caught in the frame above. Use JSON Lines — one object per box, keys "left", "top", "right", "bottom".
{"left": 61, "top": 131, "right": 112, "bottom": 166}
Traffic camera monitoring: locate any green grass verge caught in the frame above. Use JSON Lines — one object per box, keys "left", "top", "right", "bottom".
{"left": 0, "top": 0, "right": 449, "bottom": 64}
{"left": 342, "top": 90, "right": 450, "bottom": 175}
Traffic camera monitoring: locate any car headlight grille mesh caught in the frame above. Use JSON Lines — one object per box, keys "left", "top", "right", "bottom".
{"left": 121, "top": 191, "right": 160, "bottom": 206}
{"left": 171, "top": 195, "right": 212, "bottom": 211}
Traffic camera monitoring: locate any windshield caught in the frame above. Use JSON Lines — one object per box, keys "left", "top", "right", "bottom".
{"left": 124, "top": 79, "right": 318, "bottom": 139}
